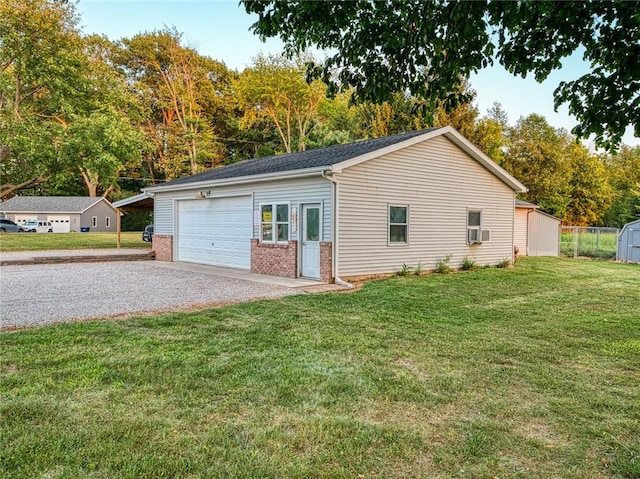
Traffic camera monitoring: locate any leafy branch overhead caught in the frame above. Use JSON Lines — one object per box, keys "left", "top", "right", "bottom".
{"left": 242, "top": 0, "right": 639, "bottom": 151}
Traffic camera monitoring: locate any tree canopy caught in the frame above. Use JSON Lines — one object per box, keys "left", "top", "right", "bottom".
{"left": 242, "top": 0, "right": 639, "bottom": 151}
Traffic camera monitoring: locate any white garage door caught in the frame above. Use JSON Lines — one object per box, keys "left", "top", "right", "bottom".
{"left": 47, "top": 215, "right": 71, "bottom": 233}
{"left": 177, "top": 196, "right": 252, "bottom": 269}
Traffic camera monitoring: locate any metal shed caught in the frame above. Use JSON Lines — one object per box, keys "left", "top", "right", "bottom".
{"left": 617, "top": 219, "right": 640, "bottom": 263}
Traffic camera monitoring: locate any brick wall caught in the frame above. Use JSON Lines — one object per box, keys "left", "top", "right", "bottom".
{"left": 152, "top": 234, "right": 173, "bottom": 262}
{"left": 251, "top": 239, "right": 298, "bottom": 278}
{"left": 320, "top": 242, "right": 333, "bottom": 283}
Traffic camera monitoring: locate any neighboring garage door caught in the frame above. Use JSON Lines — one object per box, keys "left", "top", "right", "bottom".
{"left": 47, "top": 215, "right": 71, "bottom": 233}
{"left": 177, "top": 196, "right": 252, "bottom": 269}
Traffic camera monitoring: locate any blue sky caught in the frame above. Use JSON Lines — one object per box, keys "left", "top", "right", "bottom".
{"left": 77, "top": 0, "right": 638, "bottom": 146}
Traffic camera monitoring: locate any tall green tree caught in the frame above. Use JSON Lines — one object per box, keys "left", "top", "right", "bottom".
{"left": 243, "top": 0, "right": 639, "bottom": 150}
{"left": 235, "top": 53, "right": 327, "bottom": 153}
{"left": 0, "top": 0, "right": 86, "bottom": 198}
{"left": 601, "top": 146, "right": 640, "bottom": 227}
{"left": 118, "top": 29, "right": 233, "bottom": 179}
{"left": 502, "top": 114, "right": 572, "bottom": 218}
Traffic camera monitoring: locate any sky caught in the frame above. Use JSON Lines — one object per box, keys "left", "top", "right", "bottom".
{"left": 76, "top": 0, "right": 638, "bottom": 147}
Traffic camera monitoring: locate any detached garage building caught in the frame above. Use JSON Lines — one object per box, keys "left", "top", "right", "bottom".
{"left": 146, "top": 127, "right": 527, "bottom": 282}
{"left": 0, "top": 196, "right": 117, "bottom": 233}
{"left": 514, "top": 200, "right": 561, "bottom": 256}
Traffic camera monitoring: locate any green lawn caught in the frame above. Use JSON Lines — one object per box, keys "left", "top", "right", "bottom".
{"left": 0, "top": 232, "right": 150, "bottom": 252}
{"left": 1, "top": 258, "right": 639, "bottom": 478}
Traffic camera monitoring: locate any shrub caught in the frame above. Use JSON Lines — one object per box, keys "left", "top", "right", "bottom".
{"left": 435, "top": 254, "right": 454, "bottom": 274}
{"left": 461, "top": 256, "right": 477, "bottom": 271}
{"left": 414, "top": 261, "right": 424, "bottom": 276}
{"left": 497, "top": 258, "right": 511, "bottom": 268}
{"left": 397, "top": 263, "right": 412, "bottom": 276}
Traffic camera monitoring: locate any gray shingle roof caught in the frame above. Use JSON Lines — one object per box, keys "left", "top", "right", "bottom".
{"left": 0, "top": 196, "right": 108, "bottom": 213}
{"left": 162, "top": 128, "right": 439, "bottom": 187}
{"left": 515, "top": 199, "right": 537, "bottom": 208}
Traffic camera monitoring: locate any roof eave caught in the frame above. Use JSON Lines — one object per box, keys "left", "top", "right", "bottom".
{"left": 144, "top": 166, "right": 329, "bottom": 194}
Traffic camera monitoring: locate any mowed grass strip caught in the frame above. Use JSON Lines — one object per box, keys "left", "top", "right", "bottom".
{"left": 1, "top": 258, "right": 639, "bottom": 478}
{"left": 0, "top": 232, "right": 150, "bottom": 252}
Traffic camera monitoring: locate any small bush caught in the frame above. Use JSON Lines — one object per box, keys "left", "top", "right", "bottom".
{"left": 397, "top": 263, "right": 412, "bottom": 276}
{"left": 497, "top": 258, "right": 511, "bottom": 268}
{"left": 435, "top": 254, "right": 454, "bottom": 274}
{"left": 461, "top": 256, "right": 477, "bottom": 271}
{"left": 414, "top": 261, "right": 424, "bottom": 276}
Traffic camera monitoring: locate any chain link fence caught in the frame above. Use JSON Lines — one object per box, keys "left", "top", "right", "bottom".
{"left": 560, "top": 226, "right": 619, "bottom": 259}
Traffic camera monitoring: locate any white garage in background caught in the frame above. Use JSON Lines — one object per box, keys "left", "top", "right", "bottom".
{"left": 177, "top": 195, "right": 252, "bottom": 269}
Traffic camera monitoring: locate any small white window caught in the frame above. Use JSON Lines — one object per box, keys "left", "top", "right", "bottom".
{"left": 105, "top": 217, "right": 111, "bottom": 228}
{"left": 467, "top": 209, "right": 482, "bottom": 244}
{"left": 260, "top": 203, "right": 289, "bottom": 243}
{"left": 92, "top": 216, "right": 97, "bottom": 228}
{"left": 389, "top": 205, "right": 408, "bottom": 244}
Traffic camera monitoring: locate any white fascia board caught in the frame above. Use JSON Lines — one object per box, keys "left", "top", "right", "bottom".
{"left": 80, "top": 197, "right": 115, "bottom": 214}
{"left": 329, "top": 125, "right": 528, "bottom": 193}
{"left": 143, "top": 166, "right": 328, "bottom": 194}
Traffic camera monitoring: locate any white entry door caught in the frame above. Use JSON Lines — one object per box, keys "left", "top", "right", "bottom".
{"left": 301, "top": 204, "right": 321, "bottom": 279}
{"left": 177, "top": 196, "right": 252, "bottom": 269}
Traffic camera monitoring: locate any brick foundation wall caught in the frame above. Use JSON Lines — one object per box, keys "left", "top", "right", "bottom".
{"left": 251, "top": 239, "right": 298, "bottom": 278}
{"left": 152, "top": 234, "right": 173, "bottom": 262}
{"left": 320, "top": 242, "right": 333, "bottom": 283}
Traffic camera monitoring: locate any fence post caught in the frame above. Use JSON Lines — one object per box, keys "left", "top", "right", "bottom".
{"left": 574, "top": 226, "right": 578, "bottom": 258}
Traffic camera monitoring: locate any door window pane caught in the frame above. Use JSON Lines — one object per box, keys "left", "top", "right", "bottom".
{"left": 305, "top": 208, "right": 320, "bottom": 241}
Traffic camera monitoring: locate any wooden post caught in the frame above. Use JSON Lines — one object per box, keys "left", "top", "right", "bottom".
{"left": 116, "top": 208, "right": 122, "bottom": 249}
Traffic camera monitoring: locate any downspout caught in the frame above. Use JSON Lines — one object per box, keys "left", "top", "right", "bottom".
{"left": 322, "top": 170, "right": 354, "bottom": 289}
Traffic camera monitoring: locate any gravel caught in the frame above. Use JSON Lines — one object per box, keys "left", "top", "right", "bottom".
{"left": 0, "top": 261, "right": 299, "bottom": 329}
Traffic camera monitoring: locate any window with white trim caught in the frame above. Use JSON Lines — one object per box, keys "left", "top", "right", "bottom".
{"left": 260, "top": 203, "right": 289, "bottom": 243}
{"left": 105, "top": 216, "right": 111, "bottom": 228}
{"left": 389, "top": 205, "right": 408, "bottom": 244}
{"left": 467, "top": 209, "right": 482, "bottom": 243}
{"left": 92, "top": 216, "right": 98, "bottom": 228}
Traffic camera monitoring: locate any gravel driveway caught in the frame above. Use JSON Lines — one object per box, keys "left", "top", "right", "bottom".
{"left": 0, "top": 261, "right": 299, "bottom": 329}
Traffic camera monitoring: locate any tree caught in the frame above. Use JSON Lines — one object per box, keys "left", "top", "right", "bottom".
{"left": 242, "top": 0, "right": 639, "bottom": 150}
{"left": 564, "top": 143, "right": 612, "bottom": 226}
{"left": 601, "top": 146, "right": 640, "bottom": 227}
{"left": 60, "top": 108, "right": 143, "bottom": 197}
{"left": 502, "top": 114, "right": 572, "bottom": 218}
{"left": 0, "top": 0, "right": 86, "bottom": 198}
{"left": 118, "top": 29, "right": 231, "bottom": 179}
{"left": 235, "top": 53, "right": 326, "bottom": 153}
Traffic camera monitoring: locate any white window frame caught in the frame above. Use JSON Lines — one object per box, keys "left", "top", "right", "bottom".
{"left": 259, "top": 202, "right": 290, "bottom": 244}
{"left": 388, "top": 204, "right": 409, "bottom": 245}
{"left": 92, "top": 216, "right": 98, "bottom": 228}
{"left": 467, "top": 208, "right": 483, "bottom": 244}
{"left": 105, "top": 216, "right": 111, "bottom": 228}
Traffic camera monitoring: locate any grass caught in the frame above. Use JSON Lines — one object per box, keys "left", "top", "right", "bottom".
{"left": 560, "top": 231, "right": 618, "bottom": 259}
{"left": 0, "top": 232, "right": 150, "bottom": 252}
{"left": 1, "top": 257, "right": 639, "bottom": 478}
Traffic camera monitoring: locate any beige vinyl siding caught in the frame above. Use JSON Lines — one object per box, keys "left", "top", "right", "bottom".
{"left": 528, "top": 210, "right": 560, "bottom": 256}
{"left": 337, "top": 135, "right": 516, "bottom": 277}
{"left": 153, "top": 176, "right": 332, "bottom": 241}
{"left": 514, "top": 207, "right": 530, "bottom": 255}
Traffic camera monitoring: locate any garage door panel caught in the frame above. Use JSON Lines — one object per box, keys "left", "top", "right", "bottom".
{"left": 178, "top": 196, "right": 252, "bottom": 269}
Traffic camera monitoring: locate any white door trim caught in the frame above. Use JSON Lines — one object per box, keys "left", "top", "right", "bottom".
{"left": 300, "top": 203, "right": 322, "bottom": 279}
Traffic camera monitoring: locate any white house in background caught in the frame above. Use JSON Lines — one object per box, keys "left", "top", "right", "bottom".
{"left": 0, "top": 196, "right": 117, "bottom": 233}
{"left": 514, "top": 200, "right": 561, "bottom": 256}
{"left": 144, "top": 126, "right": 527, "bottom": 282}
